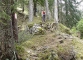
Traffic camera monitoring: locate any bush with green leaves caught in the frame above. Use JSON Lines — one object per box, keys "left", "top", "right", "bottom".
{"left": 71, "top": 27, "right": 77, "bottom": 33}
{"left": 70, "top": 27, "right": 79, "bottom": 36}
{"left": 77, "top": 19, "right": 83, "bottom": 33}
{"left": 77, "top": 19, "right": 83, "bottom": 38}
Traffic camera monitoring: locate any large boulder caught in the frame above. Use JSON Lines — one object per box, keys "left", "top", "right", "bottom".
{"left": 28, "top": 23, "right": 45, "bottom": 35}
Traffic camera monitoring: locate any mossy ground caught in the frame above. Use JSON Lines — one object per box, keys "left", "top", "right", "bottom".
{"left": 16, "top": 16, "right": 83, "bottom": 60}
{"left": 72, "top": 38, "right": 83, "bottom": 60}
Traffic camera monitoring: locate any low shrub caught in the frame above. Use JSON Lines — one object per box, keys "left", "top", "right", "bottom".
{"left": 77, "top": 19, "right": 83, "bottom": 38}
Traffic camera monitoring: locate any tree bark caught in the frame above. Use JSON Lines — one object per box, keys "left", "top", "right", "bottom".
{"left": 11, "top": 0, "right": 18, "bottom": 42}
{"left": 11, "top": 13, "right": 18, "bottom": 42}
{"left": 22, "top": 0, "right": 24, "bottom": 12}
{"left": 54, "top": 0, "right": 59, "bottom": 23}
{"left": 0, "top": 0, "right": 15, "bottom": 60}
{"left": 65, "top": 0, "right": 68, "bottom": 24}
{"left": 45, "top": 0, "right": 50, "bottom": 20}
{"left": 33, "top": 0, "right": 37, "bottom": 17}
{"left": 54, "top": 0, "right": 59, "bottom": 30}
{"left": 29, "top": 0, "right": 33, "bottom": 22}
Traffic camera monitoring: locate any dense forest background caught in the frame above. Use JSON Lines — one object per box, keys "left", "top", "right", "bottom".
{"left": 0, "top": 0, "right": 83, "bottom": 60}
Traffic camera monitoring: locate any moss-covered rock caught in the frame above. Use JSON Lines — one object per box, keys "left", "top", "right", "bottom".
{"left": 28, "top": 23, "right": 34, "bottom": 29}
{"left": 34, "top": 28, "right": 46, "bottom": 35}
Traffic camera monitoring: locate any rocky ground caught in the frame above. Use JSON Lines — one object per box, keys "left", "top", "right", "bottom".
{"left": 20, "top": 31, "right": 78, "bottom": 60}
{"left": 16, "top": 15, "right": 83, "bottom": 60}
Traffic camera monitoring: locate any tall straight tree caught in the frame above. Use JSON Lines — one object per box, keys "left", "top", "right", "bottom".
{"left": 0, "top": 0, "right": 15, "bottom": 60}
{"left": 54, "top": 0, "right": 59, "bottom": 29}
{"left": 45, "top": 0, "right": 50, "bottom": 20}
{"left": 29, "top": 0, "right": 33, "bottom": 22}
{"left": 64, "top": 0, "right": 68, "bottom": 25}
{"left": 33, "top": 0, "right": 37, "bottom": 16}
{"left": 58, "top": 0, "right": 65, "bottom": 24}
{"left": 11, "top": 0, "right": 18, "bottom": 42}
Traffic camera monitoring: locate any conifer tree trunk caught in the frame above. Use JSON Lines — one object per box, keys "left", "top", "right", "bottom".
{"left": 0, "top": 0, "right": 15, "bottom": 60}
{"left": 54, "top": 0, "right": 59, "bottom": 29}
{"left": 65, "top": 0, "right": 68, "bottom": 23}
{"left": 22, "top": 0, "right": 24, "bottom": 12}
{"left": 45, "top": 0, "right": 50, "bottom": 20}
{"left": 33, "top": 0, "right": 37, "bottom": 16}
{"left": 29, "top": 0, "right": 33, "bottom": 22}
{"left": 54, "top": 0, "right": 58, "bottom": 23}
{"left": 11, "top": 0, "right": 18, "bottom": 42}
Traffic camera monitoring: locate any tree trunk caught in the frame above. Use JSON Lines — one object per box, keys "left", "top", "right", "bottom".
{"left": 29, "top": 0, "right": 33, "bottom": 22}
{"left": 58, "top": 0, "right": 63, "bottom": 23}
{"left": 60, "top": 0, "right": 64, "bottom": 24}
{"left": 11, "top": 13, "right": 18, "bottom": 42}
{"left": 11, "top": 0, "right": 18, "bottom": 42}
{"left": 54, "top": 0, "right": 59, "bottom": 24}
{"left": 33, "top": 0, "right": 37, "bottom": 17}
{"left": 58, "top": 0, "right": 60, "bottom": 22}
{"left": 45, "top": 0, "right": 50, "bottom": 20}
{"left": 0, "top": 0, "right": 15, "bottom": 60}
{"left": 22, "top": 1, "right": 24, "bottom": 12}
{"left": 65, "top": 0, "right": 68, "bottom": 24}
{"left": 54, "top": 0, "right": 59, "bottom": 30}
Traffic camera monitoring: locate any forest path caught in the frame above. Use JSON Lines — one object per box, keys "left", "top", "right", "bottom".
{"left": 25, "top": 31, "right": 74, "bottom": 60}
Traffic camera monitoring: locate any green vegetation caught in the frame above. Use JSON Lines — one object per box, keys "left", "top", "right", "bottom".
{"left": 77, "top": 19, "right": 83, "bottom": 32}
{"left": 35, "top": 28, "right": 46, "bottom": 35}
{"left": 59, "top": 23, "right": 71, "bottom": 34}
{"left": 16, "top": 44, "right": 27, "bottom": 60}
{"left": 22, "top": 35, "right": 47, "bottom": 49}
{"left": 16, "top": 45, "right": 25, "bottom": 55}
{"left": 0, "top": 0, "right": 83, "bottom": 60}
{"left": 16, "top": 15, "right": 83, "bottom": 60}
{"left": 77, "top": 19, "right": 83, "bottom": 38}
{"left": 72, "top": 39, "right": 83, "bottom": 60}
{"left": 28, "top": 23, "right": 34, "bottom": 29}
{"left": 71, "top": 27, "right": 77, "bottom": 35}
{"left": 38, "top": 49, "right": 60, "bottom": 60}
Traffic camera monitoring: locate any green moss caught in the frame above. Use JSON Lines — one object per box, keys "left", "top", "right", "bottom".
{"left": 57, "top": 45, "right": 65, "bottom": 52}
{"left": 15, "top": 44, "right": 28, "bottom": 60}
{"left": 38, "top": 50, "right": 51, "bottom": 60}
{"left": 22, "top": 41, "right": 34, "bottom": 49}
{"left": 38, "top": 49, "right": 60, "bottom": 60}
{"left": 28, "top": 23, "right": 34, "bottom": 29}
{"left": 72, "top": 39, "right": 83, "bottom": 60}
{"left": 35, "top": 28, "right": 46, "bottom": 35}
{"left": 59, "top": 23, "right": 71, "bottom": 34}
{"left": 16, "top": 45, "right": 25, "bottom": 54}
{"left": 39, "top": 52, "right": 50, "bottom": 60}
{"left": 21, "top": 35, "right": 47, "bottom": 49}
